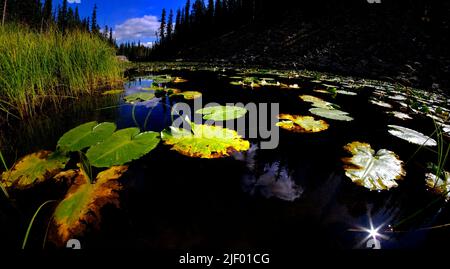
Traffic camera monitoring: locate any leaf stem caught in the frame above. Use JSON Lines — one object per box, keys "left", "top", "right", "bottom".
{"left": 22, "top": 200, "right": 57, "bottom": 249}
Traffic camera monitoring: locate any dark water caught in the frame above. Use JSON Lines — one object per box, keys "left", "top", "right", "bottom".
{"left": 1, "top": 69, "right": 449, "bottom": 250}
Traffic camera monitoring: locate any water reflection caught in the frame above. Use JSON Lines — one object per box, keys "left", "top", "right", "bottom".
{"left": 238, "top": 145, "right": 303, "bottom": 201}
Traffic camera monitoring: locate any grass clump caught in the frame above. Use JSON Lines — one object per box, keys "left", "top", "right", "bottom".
{"left": 0, "top": 25, "right": 123, "bottom": 119}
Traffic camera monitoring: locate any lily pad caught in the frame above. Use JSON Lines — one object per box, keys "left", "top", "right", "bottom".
{"left": 342, "top": 142, "right": 406, "bottom": 191}
{"left": 86, "top": 128, "right": 160, "bottom": 167}
{"left": 336, "top": 90, "right": 357, "bottom": 96}
{"left": 173, "top": 77, "right": 188, "bottom": 83}
{"left": 280, "top": 84, "right": 300, "bottom": 89}
{"left": 388, "top": 125, "right": 437, "bottom": 146}
{"left": 58, "top": 121, "right": 117, "bottom": 152}
{"left": 196, "top": 105, "right": 248, "bottom": 121}
{"left": 425, "top": 171, "right": 450, "bottom": 200}
{"left": 150, "top": 75, "right": 173, "bottom": 84}
{"left": 1, "top": 151, "right": 69, "bottom": 189}
{"left": 161, "top": 121, "right": 250, "bottom": 158}
{"left": 154, "top": 88, "right": 181, "bottom": 96}
{"left": 170, "top": 91, "right": 202, "bottom": 100}
{"left": 51, "top": 165, "right": 128, "bottom": 244}
{"left": 300, "top": 95, "right": 337, "bottom": 109}
{"left": 370, "top": 99, "right": 393, "bottom": 108}
{"left": 387, "top": 111, "right": 412, "bottom": 120}
{"left": 277, "top": 114, "right": 329, "bottom": 133}
{"left": 309, "top": 108, "right": 354, "bottom": 121}
{"left": 124, "top": 92, "right": 156, "bottom": 103}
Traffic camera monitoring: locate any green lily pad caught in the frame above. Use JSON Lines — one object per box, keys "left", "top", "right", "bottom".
{"left": 124, "top": 92, "right": 156, "bottom": 103}
{"left": 52, "top": 165, "right": 128, "bottom": 244}
{"left": 276, "top": 114, "right": 329, "bottom": 133}
{"left": 86, "top": 128, "right": 160, "bottom": 167}
{"left": 149, "top": 75, "right": 174, "bottom": 84}
{"left": 58, "top": 121, "right": 117, "bottom": 152}
{"left": 388, "top": 125, "right": 437, "bottom": 146}
{"left": 342, "top": 142, "right": 406, "bottom": 191}
{"left": 170, "top": 91, "right": 202, "bottom": 100}
{"left": 161, "top": 120, "right": 250, "bottom": 158}
{"left": 309, "top": 108, "right": 354, "bottom": 121}
{"left": 196, "top": 105, "right": 248, "bottom": 121}
{"left": 1, "top": 151, "right": 69, "bottom": 189}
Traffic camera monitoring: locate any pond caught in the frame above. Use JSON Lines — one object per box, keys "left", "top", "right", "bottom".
{"left": 1, "top": 66, "right": 449, "bottom": 249}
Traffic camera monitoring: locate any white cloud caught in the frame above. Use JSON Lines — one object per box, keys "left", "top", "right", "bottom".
{"left": 142, "top": 42, "right": 154, "bottom": 48}
{"left": 114, "top": 15, "right": 160, "bottom": 41}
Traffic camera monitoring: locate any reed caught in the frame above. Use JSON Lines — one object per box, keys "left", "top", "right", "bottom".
{"left": 0, "top": 25, "right": 123, "bottom": 119}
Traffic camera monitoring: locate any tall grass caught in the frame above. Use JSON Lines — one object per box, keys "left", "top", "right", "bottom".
{"left": 0, "top": 25, "right": 122, "bottom": 119}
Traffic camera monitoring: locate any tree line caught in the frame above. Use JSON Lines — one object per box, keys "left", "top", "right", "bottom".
{"left": 119, "top": 0, "right": 275, "bottom": 61}
{"left": 1, "top": 0, "right": 115, "bottom": 46}
{"left": 117, "top": 0, "right": 450, "bottom": 61}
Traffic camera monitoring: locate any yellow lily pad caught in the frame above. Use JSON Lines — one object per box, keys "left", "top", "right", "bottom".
{"left": 277, "top": 114, "right": 329, "bottom": 133}
{"left": 161, "top": 120, "right": 250, "bottom": 158}
{"left": 1, "top": 151, "right": 69, "bottom": 189}
{"left": 51, "top": 165, "right": 128, "bottom": 244}
{"left": 170, "top": 91, "right": 202, "bottom": 100}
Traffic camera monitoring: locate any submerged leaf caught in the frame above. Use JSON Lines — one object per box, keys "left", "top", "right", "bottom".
{"left": 388, "top": 125, "right": 437, "bottom": 146}
{"left": 161, "top": 122, "right": 250, "bottom": 158}
{"left": 170, "top": 91, "right": 202, "bottom": 100}
{"left": 124, "top": 92, "right": 156, "bottom": 103}
{"left": 1, "top": 151, "right": 68, "bottom": 189}
{"left": 102, "top": 89, "right": 124, "bottom": 95}
{"left": 425, "top": 171, "right": 450, "bottom": 200}
{"left": 309, "top": 108, "right": 354, "bottom": 121}
{"left": 52, "top": 165, "right": 128, "bottom": 243}
{"left": 196, "top": 105, "right": 248, "bottom": 121}
{"left": 277, "top": 114, "right": 329, "bottom": 133}
{"left": 342, "top": 142, "right": 406, "bottom": 191}
{"left": 86, "top": 128, "right": 160, "bottom": 167}
{"left": 58, "top": 121, "right": 117, "bottom": 152}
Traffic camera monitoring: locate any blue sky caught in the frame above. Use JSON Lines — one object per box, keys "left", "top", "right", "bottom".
{"left": 55, "top": 0, "right": 186, "bottom": 45}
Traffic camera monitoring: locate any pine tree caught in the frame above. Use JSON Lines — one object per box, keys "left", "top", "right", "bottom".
{"left": 74, "top": 6, "right": 80, "bottom": 28}
{"left": 91, "top": 4, "right": 99, "bottom": 34}
{"left": 175, "top": 9, "right": 181, "bottom": 35}
{"left": 58, "top": 0, "right": 68, "bottom": 31}
{"left": 159, "top": 8, "right": 166, "bottom": 41}
{"left": 167, "top": 9, "right": 173, "bottom": 40}
{"left": 184, "top": 0, "right": 191, "bottom": 25}
{"left": 43, "top": 0, "right": 52, "bottom": 26}
{"left": 67, "top": 7, "right": 74, "bottom": 29}
{"left": 207, "top": 0, "right": 214, "bottom": 23}
{"left": 109, "top": 28, "right": 114, "bottom": 45}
